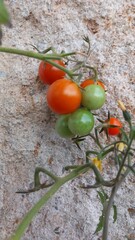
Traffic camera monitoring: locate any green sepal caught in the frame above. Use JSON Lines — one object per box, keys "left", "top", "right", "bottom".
{"left": 123, "top": 110, "right": 131, "bottom": 123}
{"left": 113, "top": 204, "right": 117, "bottom": 223}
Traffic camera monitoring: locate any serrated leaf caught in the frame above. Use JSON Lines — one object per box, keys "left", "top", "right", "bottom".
{"left": 83, "top": 35, "right": 90, "bottom": 43}
{"left": 113, "top": 204, "right": 117, "bottom": 223}
{"left": 95, "top": 214, "right": 104, "bottom": 233}
{"left": 0, "top": 27, "right": 2, "bottom": 44}
{"left": 97, "top": 190, "right": 108, "bottom": 205}
{"left": 102, "top": 190, "right": 109, "bottom": 200}
{"left": 0, "top": 0, "right": 10, "bottom": 24}
{"left": 97, "top": 191, "right": 105, "bottom": 205}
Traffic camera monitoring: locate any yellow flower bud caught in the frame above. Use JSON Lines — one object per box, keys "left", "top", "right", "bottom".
{"left": 118, "top": 100, "right": 126, "bottom": 111}
{"left": 116, "top": 142, "right": 126, "bottom": 152}
{"left": 92, "top": 157, "right": 102, "bottom": 171}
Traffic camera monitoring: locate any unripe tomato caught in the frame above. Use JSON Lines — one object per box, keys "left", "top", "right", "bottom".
{"left": 38, "top": 60, "right": 66, "bottom": 85}
{"left": 47, "top": 79, "right": 82, "bottom": 114}
{"left": 68, "top": 108, "right": 94, "bottom": 136}
{"left": 107, "top": 117, "right": 122, "bottom": 136}
{"left": 80, "top": 79, "right": 105, "bottom": 90}
{"left": 55, "top": 115, "right": 74, "bottom": 138}
{"left": 81, "top": 85, "right": 106, "bottom": 110}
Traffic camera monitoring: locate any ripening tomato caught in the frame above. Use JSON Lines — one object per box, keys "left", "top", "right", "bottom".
{"left": 68, "top": 108, "right": 94, "bottom": 136}
{"left": 38, "top": 60, "right": 66, "bottom": 85}
{"left": 81, "top": 85, "right": 106, "bottom": 110}
{"left": 107, "top": 117, "right": 122, "bottom": 136}
{"left": 80, "top": 79, "right": 105, "bottom": 90}
{"left": 55, "top": 115, "right": 74, "bottom": 138}
{"left": 47, "top": 79, "right": 82, "bottom": 114}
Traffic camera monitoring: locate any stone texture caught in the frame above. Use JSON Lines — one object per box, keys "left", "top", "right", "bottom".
{"left": 0, "top": 0, "right": 135, "bottom": 240}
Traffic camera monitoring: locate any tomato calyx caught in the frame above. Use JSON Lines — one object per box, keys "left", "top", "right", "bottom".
{"left": 72, "top": 136, "right": 86, "bottom": 150}
{"left": 98, "top": 112, "right": 123, "bottom": 137}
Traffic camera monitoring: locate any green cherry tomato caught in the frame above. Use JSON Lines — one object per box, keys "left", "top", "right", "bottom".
{"left": 55, "top": 115, "right": 74, "bottom": 138}
{"left": 68, "top": 108, "right": 94, "bottom": 136}
{"left": 81, "top": 85, "right": 106, "bottom": 110}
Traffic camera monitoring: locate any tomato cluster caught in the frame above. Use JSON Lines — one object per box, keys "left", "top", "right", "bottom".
{"left": 38, "top": 60, "right": 122, "bottom": 138}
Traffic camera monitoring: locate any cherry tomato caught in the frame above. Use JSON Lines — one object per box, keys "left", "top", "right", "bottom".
{"left": 55, "top": 115, "right": 74, "bottom": 138}
{"left": 68, "top": 108, "right": 94, "bottom": 136}
{"left": 107, "top": 117, "right": 122, "bottom": 136}
{"left": 80, "top": 79, "right": 105, "bottom": 90}
{"left": 38, "top": 60, "right": 66, "bottom": 85}
{"left": 47, "top": 79, "right": 82, "bottom": 114}
{"left": 81, "top": 85, "right": 106, "bottom": 110}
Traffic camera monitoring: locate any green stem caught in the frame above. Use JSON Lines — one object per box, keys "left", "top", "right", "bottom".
{"left": 10, "top": 181, "right": 63, "bottom": 240}
{"left": 85, "top": 65, "right": 98, "bottom": 81}
{"left": 116, "top": 137, "right": 133, "bottom": 181}
{"left": 34, "top": 167, "right": 60, "bottom": 184}
{"left": 45, "top": 59, "right": 73, "bottom": 77}
{"left": 0, "top": 46, "right": 74, "bottom": 78}
{"left": 98, "top": 140, "right": 127, "bottom": 159}
{"left": 95, "top": 128, "right": 103, "bottom": 149}
{"left": 98, "top": 147, "right": 114, "bottom": 159}
{"left": 10, "top": 164, "right": 91, "bottom": 240}
{"left": 102, "top": 137, "right": 134, "bottom": 240}
{"left": 102, "top": 165, "right": 132, "bottom": 240}
{"left": 102, "top": 185, "right": 118, "bottom": 240}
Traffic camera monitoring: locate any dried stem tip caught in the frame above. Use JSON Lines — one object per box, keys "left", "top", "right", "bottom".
{"left": 118, "top": 100, "right": 126, "bottom": 111}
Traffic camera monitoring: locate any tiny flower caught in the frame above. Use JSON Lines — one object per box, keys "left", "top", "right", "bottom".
{"left": 116, "top": 142, "right": 126, "bottom": 152}
{"left": 92, "top": 157, "right": 102, "bottom": 171}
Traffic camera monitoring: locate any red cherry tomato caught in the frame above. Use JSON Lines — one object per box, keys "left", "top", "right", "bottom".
{"left": 107, "top": 117, "right": 122, "bottom": 136}
{"left": 47, "top": 79, "right": 82, "bottom": 114}
{"left": 80, "top": 79, "right": 105, "bottom": 90}
{"left": 38, "top": 60, "right": 66, "bottom": 85}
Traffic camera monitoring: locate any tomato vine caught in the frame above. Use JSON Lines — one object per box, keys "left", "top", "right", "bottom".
{"left": 0, "top": 12, "right": 134, "bottom": 239}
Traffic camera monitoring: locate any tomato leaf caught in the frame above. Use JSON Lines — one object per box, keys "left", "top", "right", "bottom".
{"left": 83, "top": 35, "right": 90, "bottom": 44}
{"left": 97, "top": 190, "right": 108, "bottom": 205}
{"left": 113, "top": 204, "right": 117, "bottom": 223}
{"left": 0, "top": 27, "right": 2, "bottom": 45}
{"left": 0, "top": 0, "right": 10, "bottom": 25}
{"left": 95, "top": 213, "right": 104, "bottom": 233}
{"left": 97, "top": 191, "right": 105, "bottom": 205}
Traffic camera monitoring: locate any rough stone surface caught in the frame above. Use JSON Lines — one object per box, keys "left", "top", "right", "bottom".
{"left": 0, "top": 1, "right": 135, "bottom": 240}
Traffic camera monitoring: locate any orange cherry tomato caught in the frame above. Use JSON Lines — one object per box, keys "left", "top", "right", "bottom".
{"left": 47, "top": 79, "right": 82, "bottom": 114}
{"left": 80, "top": 79, "right": 105, "bottom": 90}
{"left": 107, "top": 117, "right": 122, "bottom": 136}
{"left": 38, "top": 60, "right": 66, "bottom": 85}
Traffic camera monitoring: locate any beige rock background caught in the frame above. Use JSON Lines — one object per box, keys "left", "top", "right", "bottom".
{"left": 0, "top": 0, "right": 135, "bottom": 240}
